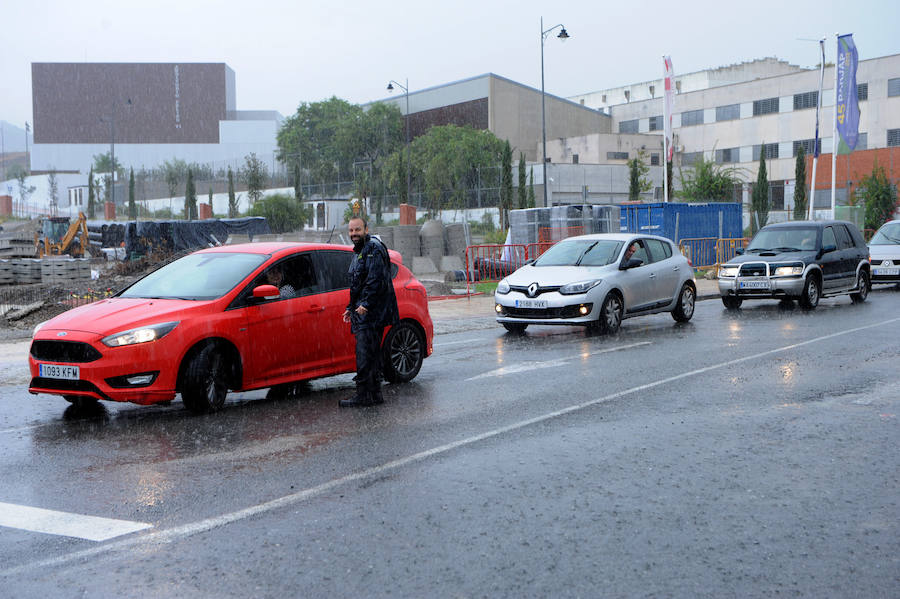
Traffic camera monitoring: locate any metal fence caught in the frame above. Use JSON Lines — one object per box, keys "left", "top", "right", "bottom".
{"left": 464, "top": 242, "right": 554, "bottom": 294}
{"left": 678, "top": 237, "right": 749, "bottom": 274}
{"left": 0, "top": 285, "right": 116, "bottom": 321}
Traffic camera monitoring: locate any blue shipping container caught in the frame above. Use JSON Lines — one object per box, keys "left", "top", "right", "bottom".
{"left": 618, "top": 202, "right": 742, "bottom": 242}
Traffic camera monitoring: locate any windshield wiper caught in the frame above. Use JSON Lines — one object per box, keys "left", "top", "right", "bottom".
{"left": 746, "top": 248, "right": 768, "bottom": 253}
{"left": 884, "top": 234, "right": 900, "bottom": 243}
{"left": 773, "top": 246, "right": 802, "bottom": 252}
{"left": 575, "top": 241, "right": 599, "bottom": 266}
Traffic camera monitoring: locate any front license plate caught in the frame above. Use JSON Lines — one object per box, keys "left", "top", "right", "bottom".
{"left": 873, "top": 267, "right": 899, "bottom": 276}
{"left": 515, "top": 299, "right": 548, "bottom": 308}
{"left": 739, "top": 280, "right": 770, "bottom": 290}
{"left": 39, "top": 363, "right": 80, "bottom": 380}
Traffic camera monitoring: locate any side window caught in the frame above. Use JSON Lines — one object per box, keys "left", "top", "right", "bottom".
{"left": 833, "top": 225, "right": 852, "bottom": 250}
{"left": 315, "top": 250, "right": 355, "bottom": 292}
{"left": 645, "top": 239, "right": 672, "bottom": 262}
{"left": 280, "top": 253, "right": 319, "bottom": 296}
{"left": 631, "top": 240, "right": 651, "bottom": 265}
{"left": 822, "top": 227, "right": 837, "bottom": 249}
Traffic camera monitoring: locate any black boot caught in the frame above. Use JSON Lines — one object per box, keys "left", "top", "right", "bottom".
{"left": 339, "top": 383, "right": 375, "bottom": 408}
{"left": 370, "top": 379, "right": 384, "bottom": 405}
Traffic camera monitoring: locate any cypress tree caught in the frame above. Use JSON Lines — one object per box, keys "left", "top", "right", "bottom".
{"left": 752, "top": 148, "right": 770, "bottom": 232}
{"left": 184, "top": 168, "right": 197, "bottom": 220}
{"left": 500, "top": 140, "right": 513, "bottom": 229}
{"left": 87, "top": 166, "right": 96, "bottom": 219}
{"left": 128, "top": 167, "right": 136, "bottom": 220}
{"left": 227, "top": 167, "right": 238, "bottom": 217}
{"left": 517, "top": 153, "right": 527, "bottom": 210}
{"left": 793, "top": 146, "right": 808, "bottom": 220}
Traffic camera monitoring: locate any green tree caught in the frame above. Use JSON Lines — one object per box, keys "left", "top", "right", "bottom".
{"left": 528, "top": 168, "right": 536, "bottom": 208}
{"left": 627, "top": 150, "right": 653, "bottom": 202}
{"left": 752, "top": 149, "right": 770, "bottom": 232}
{"left": 293, "top": 163, "right": 303, "bottom": 201}
{"left": 128, "top": 167, "right": 136, "bottom": 219}
{"left": 517, "top": 153, "right": 527, "bottom": 209}
{"left": 14, "top": 170, "right": 36, "bottom": 213}
{"left": 500, "top": 141, "right": 513, "bottom": 228}
{"left": 793, "top": 146, "right": 808, "bottom": 220}
{"left": 242, "top": 153, "right": 267, "bottom": 205}
{"left": 678, "top": 155, "right": 743, "bottom": 202}
{"left": 87, "top": 167, "right": 96, "bottom": 219}
{"left": 861, "top": 162, "right": 898, "bottom": 231}
{"left": 184, "top": 168, "right": 197, "bottom": 220}
{"left": 227, "top": 167, "right": 239, "bottom": 218}
{"left": 92, "top": 152, "right": 123, "bottom": 179}
{"left": 163, "top": 159, "right": 185, "bottom": 201}
{"left": 248, "top": 193, "right": 310, "bottom": 233}
{"left": 666, "top": 159, "right": 675, "bottom": 201}
{"left": 207, "top": 186, "right": 214, "bottom": 218}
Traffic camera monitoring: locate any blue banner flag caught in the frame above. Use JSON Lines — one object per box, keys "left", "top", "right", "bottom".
{"left": 835, "top": 34, "right": 859, "bottom": 155}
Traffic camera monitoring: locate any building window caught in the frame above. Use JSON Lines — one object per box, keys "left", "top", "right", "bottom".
{"left": 888, "top": 129, "right": 900, "bottom": 147}
{"left": 888, "top": 78, "right": 900, "bottom": 97}
{"left": 572, "top": 154, "right": 579, "bottom": 164}
{"left": 649, "top": 85, "right": 655, "bottom": 97}
{"left": 624, "top": 90, "right": 631, "bottom": 102}
{"left": 753, "top": 97, "right": 779, "bottom": 116}
{"left": 579, "top": 99, "right": 584, "bottom": 105}
{"left": 770, "top": 183, "right": 785, "bottom": 211}
{"left": 752, "top": 143, "right": 779, "bottom": 160}
{"left": 682, "top": 152, "right": 702, "bottom": 166}
{"left": 793, "top": 139, "right": 819, "bottom": 156}
{"left": 857, "top": 82, "right": 868, "bottom": 101}
{"left": 675, "top": 81, "right": 682, "bottom": 93}
{"left": 648, "top": 115, "right": 663, "bottom": 131}
{"left": 650, "top": 153, "right": 660, "bottom": 166}
{"left": 619, "top": 120, "right": 638, "bottom": 134}
{"left": 607, "top": 151, "right": 629, "bottom": 160}
{"left": 715, "top": 148, "right": 739, "bottom": 163}
{"left": 856, "top": 132, "right": 867, "bottom": 150}
{"left": 681, "top": 109, "right": 704, "bottom": 126}
{"left": 716, "top": 104, "right": 740, "bottom": 121}
{"left": 601, "top": 94, "right": 607, "bottom": 103}
{"left": 793, "top": 91, "right": 818, "bottom": 110}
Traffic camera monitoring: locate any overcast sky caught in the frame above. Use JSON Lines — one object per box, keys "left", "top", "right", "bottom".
{"left": 3, "top": 0, "right": 898, "bottom": 130}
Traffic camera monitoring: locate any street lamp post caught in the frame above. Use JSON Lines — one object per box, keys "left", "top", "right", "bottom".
{"left": 387, "top": 79, "right": 410, "bottom": 206}
{"left": 100, "top": 98, "right": 132, "bottom": 214}
{"left": 540, "top": 17, "right": 569, "bottom": 208}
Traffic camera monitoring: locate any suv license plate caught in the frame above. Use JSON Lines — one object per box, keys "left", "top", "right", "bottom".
{"left": 515, "top": 299, "right": 548, "bottom": 308}
{"left": 874, "top": 267, "right": 899, "bottom": 276}
{"left": 39, "top": 364, "right": 80, "bottom": 380}
{"left": 739, "top": 280, "right": 770, "bottom": 289}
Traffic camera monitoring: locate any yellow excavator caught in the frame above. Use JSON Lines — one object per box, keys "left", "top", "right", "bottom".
{"left": 34, "top": 211, "right": 90, "bottom": 258}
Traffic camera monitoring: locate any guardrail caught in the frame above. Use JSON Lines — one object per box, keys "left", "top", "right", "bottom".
{"left": 464, "top": 242, "right": 554, "bottom": 294}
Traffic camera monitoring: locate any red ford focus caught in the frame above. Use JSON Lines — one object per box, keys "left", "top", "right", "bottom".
{"left": 29, "top": 243, "right": 433, "bottom": 413}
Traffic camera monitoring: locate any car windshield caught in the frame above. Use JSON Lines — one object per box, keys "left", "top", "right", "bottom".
{"left": 870, "top": 222, "right": 900, "bottom": 245}
{"left": 533, "top": 239, "right": 623, "bottom": 267}
{"left": 746, "top": 227, "right": 818, "bottom": 252}
{"left": 119, "top": 252, "right": 268, "bottom": 300}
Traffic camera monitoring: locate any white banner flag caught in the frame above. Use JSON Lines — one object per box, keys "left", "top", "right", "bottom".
{"left": 663, "top": 56, "right": 675, "bottom": 161}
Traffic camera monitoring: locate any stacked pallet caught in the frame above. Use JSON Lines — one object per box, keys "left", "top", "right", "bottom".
{"left": 40, "top": 258, "right": 91, "bottom": 284}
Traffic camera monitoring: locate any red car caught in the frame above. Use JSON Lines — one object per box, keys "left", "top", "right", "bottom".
{"left": 29, "top": 243, "right": 433, "bottom": 413}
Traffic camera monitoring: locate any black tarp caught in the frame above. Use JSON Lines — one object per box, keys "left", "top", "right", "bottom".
{"left": 119, "top": 217, "right": 271, "bottom": 256}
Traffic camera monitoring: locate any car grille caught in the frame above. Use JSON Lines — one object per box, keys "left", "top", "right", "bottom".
{"left": 504, "top": 304, "right": 588, "bottom": 319}
{"left": 30, "top": 377, "right": 106, "bottom": 397}
{"left": 509, "top": 285, "right": 561, "bottom": 297}
{"left": 30, "top": 340, "right": 102, "bottom": 363}
{"left": 739, "top": 264, "right": 768, "bottom": 277}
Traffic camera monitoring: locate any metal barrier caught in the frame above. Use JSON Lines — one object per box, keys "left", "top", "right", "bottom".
{"left": 464, "top": 242, "right": 554, "bottom": 294}
{"left": 678, "top": 237, "right": 749, "bottom": 275}
{"left": 716, "top": 238, "right": 749, "bottom": 272}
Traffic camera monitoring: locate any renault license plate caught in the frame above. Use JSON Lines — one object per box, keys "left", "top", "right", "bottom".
{"left": 739, "top": 279, "right": 769, "bottom": 289}
{"left": 515, "top": 299, "right": 548, "bottom": 308}
{"left": 39, "top": 363, "right": 80, "bottom": 380}
{"left": 874, "top": 267, "right": 899, "bottom": 276}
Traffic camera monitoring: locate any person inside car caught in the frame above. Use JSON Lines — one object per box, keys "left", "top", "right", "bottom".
{"left": 265, "top": 266, "right": 296, "bottom": 299}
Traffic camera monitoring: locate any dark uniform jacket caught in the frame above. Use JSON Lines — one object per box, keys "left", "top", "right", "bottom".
{"left": 347, "top": 235, "right": 400, "bottom": 332}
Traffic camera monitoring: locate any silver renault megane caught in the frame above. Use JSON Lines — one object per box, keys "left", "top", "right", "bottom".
{"left": 494, "top": 233, "right": 696, "bottom": 334}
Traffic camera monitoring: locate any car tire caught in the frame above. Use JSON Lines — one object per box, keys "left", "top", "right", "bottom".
{"left": 850, "top": 270, "right": 869, "bottom": 303}
{"left": 502, "top": 323, "right": 528, "bottom": 334}
{"left": 799, "top": 274, "right": 820, "bottom": 309}
{"left": 722, "top": 296, "right": 742, "bottom": 310}
{"left": 182, "top": 344, "right": 230, "bottom": 414}
{"left": 672, "top": 283, "right": 696, "bottom": 322}
{"left": 382, "top": 321, "right": 425, "bottom": 383}
{"left": 597, "top": 292, "right": 623, "bottom": 334}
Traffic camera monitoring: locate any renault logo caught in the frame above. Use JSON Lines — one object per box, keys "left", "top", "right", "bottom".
{"left": 885, "top": 260, "right": 894, "bottom": 267}
{"left": 527, "top": 283, "right": 540, "bottom": 297}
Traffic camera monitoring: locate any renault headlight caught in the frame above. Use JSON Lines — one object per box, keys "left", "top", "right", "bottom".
{"left": 559, "top": 280, "right": 602, "bottom": 295}
{"left": 496, "top": 280, "right": 510, "bottom": 295}
{"left": 102, "top": 321, "right": 180, "bottom": 347}
{"left": 719, "top": 265, "right": 739, "bottom": 278}
{"left": 773, "top": 265, "right": 804, "bottom": 276}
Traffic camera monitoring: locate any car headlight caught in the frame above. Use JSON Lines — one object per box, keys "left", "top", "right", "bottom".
{"left": 719, "top": 265, "right": 739, "bottom": 278}
{"left": 496, "top": 280, "right": 510, "bottom": 295}
{"left": 559, "top": 279, "right": 602, "bottom": 295}
{"left": 773, "top": 265, "right": 804, "bottom": 276}
{"left": 101, "top": 321, "right": 180, "bottom": 347}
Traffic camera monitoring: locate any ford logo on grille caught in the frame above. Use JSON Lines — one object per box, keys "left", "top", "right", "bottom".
{"left": 527, "top": 283, "right": 539, "bottom": 297}
{"left": 56, "top": 331, "right": 68, "bottom": 337}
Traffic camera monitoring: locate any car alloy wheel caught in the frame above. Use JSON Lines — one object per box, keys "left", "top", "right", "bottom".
{"left": 598, "top": 293, "right": 623, "bottom": 334}
{"left": 850, "top": 271, "right": 869, "bottom": 303}
{"left": 382, "top": 321, "right": 424, "bottom": 383}
{"left": 182, "top": 344, "right": 229, "bottom": 413}
{"left": 672, "top": 283, "right": 695, "bottom": 322}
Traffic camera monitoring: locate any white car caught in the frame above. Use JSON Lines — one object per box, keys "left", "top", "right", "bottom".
{"left": 494, "top": 233, "right": 696, "bottom": 334}
{"left": 868, "top": 219, "right": 900, "bottom": 286}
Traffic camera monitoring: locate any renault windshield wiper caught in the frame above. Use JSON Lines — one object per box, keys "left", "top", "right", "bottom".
{"left": 575, "top": 241, "right": 599, "bottom": 266}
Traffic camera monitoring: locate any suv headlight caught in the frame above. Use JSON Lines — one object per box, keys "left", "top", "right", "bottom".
{"left": 773, "top": 265, "right": 804, "bottom": 276}
{"left": 719, "top": 265, "right": 739, "bottom": 278}
{"left": 102, "top": 321, "right": 180, "bottom": 347}
{"left": 496, "top": 280, "right": 510, "bottom": 295}
{"left": 559, "top": 279, "right": 602, "bottom": 295}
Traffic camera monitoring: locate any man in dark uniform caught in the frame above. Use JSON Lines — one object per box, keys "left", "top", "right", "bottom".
{"left": 340, "top": 216, "right": 400, "bottom": 407}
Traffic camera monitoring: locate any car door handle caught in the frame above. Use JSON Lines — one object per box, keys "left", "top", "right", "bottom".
{"left": 672, "top": 266, "right": 680, "bottom": 271}
{"left": 648, "top": 273, "right": 656, "bottom": 278}
{"left": 307, "top": 305, "right": 325, "bottom": 313}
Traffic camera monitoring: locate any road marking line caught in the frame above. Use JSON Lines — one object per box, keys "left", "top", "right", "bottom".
{"left": 0, "top": 502, "right": 152, "bottom": 542}
{"left": 2, "top": 316, "right": 898, "bottom": 577}
{"left": 465, "top": 341, "right": 651, "bottom": 380}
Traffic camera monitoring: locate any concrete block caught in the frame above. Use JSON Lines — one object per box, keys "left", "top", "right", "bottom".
{"left": 411, "top": 256, "right": 438, "bottom": 275}
{"left": 440, "top": 255, "right": 464, "bottom": 272}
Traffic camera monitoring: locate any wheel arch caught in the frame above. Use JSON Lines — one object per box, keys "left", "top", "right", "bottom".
{"left": 176, "top": 337, "right": 242, "bottom": 393}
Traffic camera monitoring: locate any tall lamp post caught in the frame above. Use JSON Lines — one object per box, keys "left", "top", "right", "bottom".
{"left": 387, "top": 79, "right": 410, "bottom": 206}
{"left": 540, "top": 17, "right": 569, "bottom": 208}
{"left": 100, "top": 98, "right": 132, "bottom": 212}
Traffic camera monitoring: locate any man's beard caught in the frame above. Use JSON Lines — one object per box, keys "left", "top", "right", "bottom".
{"left": 352, "top": 235, "right": 366, "bottom": 251}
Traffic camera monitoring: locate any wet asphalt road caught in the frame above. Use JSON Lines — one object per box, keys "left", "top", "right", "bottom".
{"left": 1, "top": 289, "right": 899, "bottom": 598}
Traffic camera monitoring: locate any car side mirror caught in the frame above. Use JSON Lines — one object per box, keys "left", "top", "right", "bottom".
{"left": 620, "top": 258, "right": 643, "bottom": 270}
{"left": 821, "top": 244, "right": 837, "bottom": 254}
{"left": 252, "top": 284, "right": 280, "bottom": 301}
{"left": 735, "top": 248, "right": 744, "bottom": 255}
{"left": 524, "top": 259, "right": 535, "bottom": 266}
